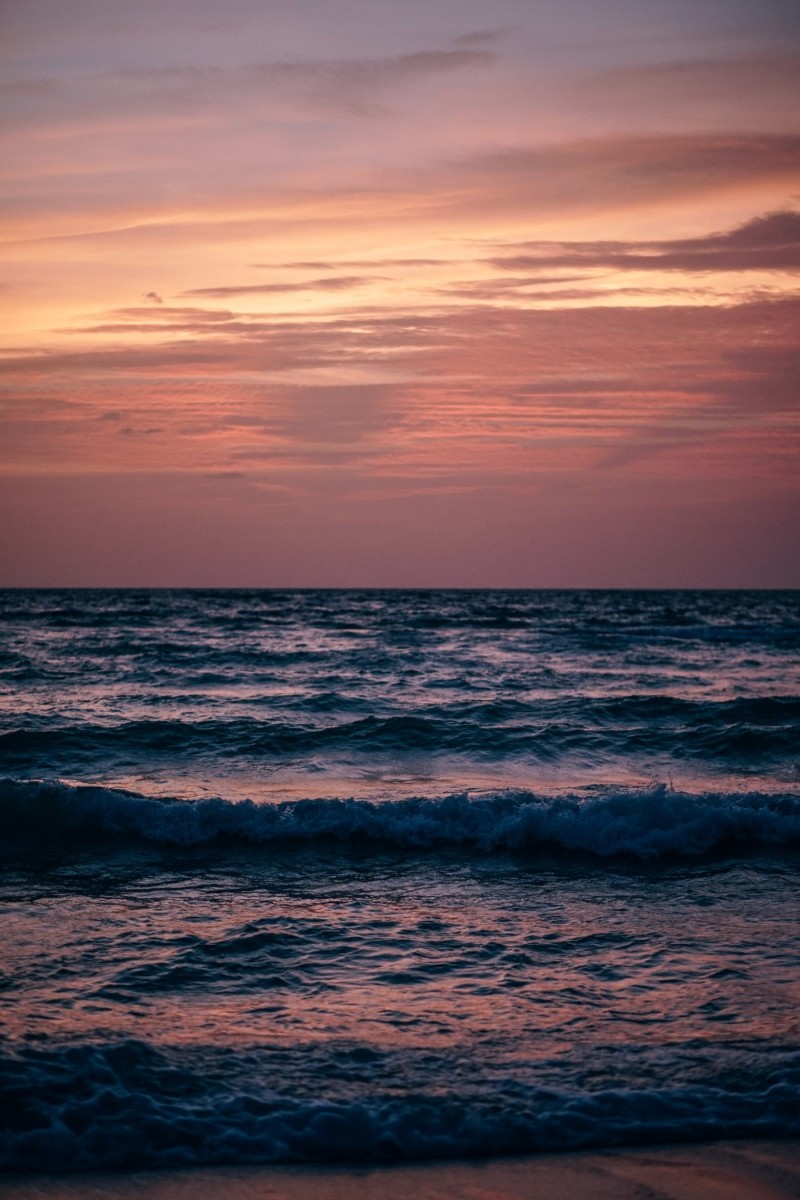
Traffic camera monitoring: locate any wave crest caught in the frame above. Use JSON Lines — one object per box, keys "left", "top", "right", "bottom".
{"left": 1, "top": 1039, "right": 799, "bottom": 1171}
{"left": 2, "top": 778, "right": 800, "bottom": 859}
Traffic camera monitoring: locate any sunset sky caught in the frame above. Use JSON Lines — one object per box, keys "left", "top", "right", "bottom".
{"left": 2, "top": 0, "right": 799, "bottom": 586}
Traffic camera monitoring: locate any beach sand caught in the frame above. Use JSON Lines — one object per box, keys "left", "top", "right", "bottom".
{"left": 3, "top": 1140, "right": 799, "bottom": 1200}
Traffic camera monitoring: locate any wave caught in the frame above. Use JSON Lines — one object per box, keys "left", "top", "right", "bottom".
{"left": 1, "top": 1039, "right": 798, "bottom": 1171}
{"left": 2, "top": 694, "right": 798, "bottom": 763}
{"left": 2, "top": 778, "right": 800, "bottom": 859}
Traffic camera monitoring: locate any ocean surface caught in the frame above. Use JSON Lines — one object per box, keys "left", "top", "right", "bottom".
{"left": 1, "top": 588, "right": 799, "bottom": 1171}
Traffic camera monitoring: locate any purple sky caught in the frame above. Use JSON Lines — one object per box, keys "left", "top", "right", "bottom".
{"left": 1, "top": 0, "right": 799, "bottom": 585}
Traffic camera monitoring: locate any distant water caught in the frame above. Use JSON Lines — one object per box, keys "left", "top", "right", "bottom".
{"left": 1, "top": 589, "right": 799, "bottom": 1170}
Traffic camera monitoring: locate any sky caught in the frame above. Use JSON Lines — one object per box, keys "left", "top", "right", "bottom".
{"left": 1, "top": 0, "right": 799, "bottom": 587}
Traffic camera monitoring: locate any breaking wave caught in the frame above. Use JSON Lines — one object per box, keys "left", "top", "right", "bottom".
{"left": 1, "top": 1039, "right": 798, "bottom": 1171}
{"left": 2, "top": 777, "right": 800, "bottom": 859}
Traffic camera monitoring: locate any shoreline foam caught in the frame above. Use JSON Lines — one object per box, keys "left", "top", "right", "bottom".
{"left": 3, "top": 1140, "right": 800, "bottom": 1200}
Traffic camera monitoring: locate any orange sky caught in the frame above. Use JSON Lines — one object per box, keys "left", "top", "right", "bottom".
{"left": 1, "top": 0, "right": 799, "bottom": 585}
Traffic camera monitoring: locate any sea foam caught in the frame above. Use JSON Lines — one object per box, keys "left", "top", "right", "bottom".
{"left": 2, "top": 777, "right": 799, "bottom": 858}
{"left": 2, "top": 1039, "right": 799, "bottom": 1171}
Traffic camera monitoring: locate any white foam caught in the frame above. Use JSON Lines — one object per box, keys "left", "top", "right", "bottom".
{"left": 2, "top": 778, "right": 800, "bottom": 858}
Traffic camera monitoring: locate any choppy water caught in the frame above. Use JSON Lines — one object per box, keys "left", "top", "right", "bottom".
{"left": 1, "top": 589, "right": 799, "bottom": 1170}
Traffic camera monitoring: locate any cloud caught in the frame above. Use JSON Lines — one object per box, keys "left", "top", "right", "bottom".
{"left": 3, "top": 45, "right": 496, "bottom": 128}
{"left": 143, "top": 291, "right": 163, "bottom": 303}
{"left": 6, "top": 130, "right": 799, "bottom": 250}
{"left": 72, "top": 306, "right": 269, "bottom": 337}
{"left": 231, "top": 383, "right": 406, "bottom": 461}
{"left": 2, "top": 295, "right": 798, "bottom": 520}
{"left": 488, "top": 210, "right": 800, "bottom": 274}
{"left": 452, "top": 29, "right": 512, "bottom": 49}
{"left": 256, "top": 258, "right": 449, "bottom": 270}
{"left": 585, "top": 51, "right": 800, "bottom": 133}
{"left": 715, "top": 344, "right": 800, "bottom": 414}
{"left": 184, "top": 275, "right": 380, "bottom": 299}
{"left": 438, "top": 136, "right": 800, "bottom": 225}
{"left": 253, "top": 47, "right": 496, "bottom": 113}
{"left": 435, "top": 275, "right": 592, "bottom": 301}
{"left": 594, "top": 334, "right": 800, "bottom": 472}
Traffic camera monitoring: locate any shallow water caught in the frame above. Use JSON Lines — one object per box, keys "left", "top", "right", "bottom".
{"left": 1, "top": 590, "right": 799, "bottom": 1169}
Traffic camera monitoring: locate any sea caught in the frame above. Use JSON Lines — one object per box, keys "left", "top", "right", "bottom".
{"left": 1, "top": 588, "right": 799, "bottom": 1172}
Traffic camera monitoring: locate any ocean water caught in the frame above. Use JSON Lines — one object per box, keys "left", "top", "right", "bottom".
{"left": 1, "top": 588, "right": 799, "bottom": 1171}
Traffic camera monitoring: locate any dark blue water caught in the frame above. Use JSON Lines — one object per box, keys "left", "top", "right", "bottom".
{"left": 1, "top": 590, "right": 799, "bottom": 1171}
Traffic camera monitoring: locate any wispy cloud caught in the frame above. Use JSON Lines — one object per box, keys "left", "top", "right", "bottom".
{"left": 584, "top": 50, "right": 800, "bottom": 133}
{"left": 255, "top": 258, "right": 450, "bottom": 270}
{"left": 184, "top": 275, "right": 380, "bottom": 299}
{"left": 2, "top": 45, "right": 496, "bottom": 126}
{"left": 436, "top": 136, "right": 800, "bottom": 223}
{"left": 488, "top": 210, "right": 800, "bottom": 274}
{"left": 5, "top": 130, "right": 799, "bottom": 249}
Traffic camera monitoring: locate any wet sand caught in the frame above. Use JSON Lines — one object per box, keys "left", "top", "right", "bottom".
{"left": 4, "top": 1140, "right": 800, "bottom": 1200}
